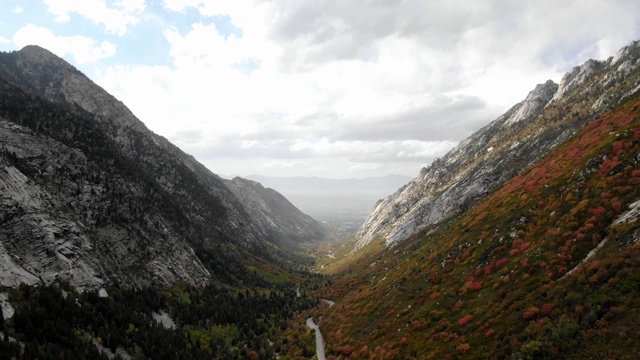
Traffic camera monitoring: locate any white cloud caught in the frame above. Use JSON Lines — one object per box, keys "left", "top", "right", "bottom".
{"left": 13, "top": 25, "right": 116, "bottom": 64}
{"left": 43, "top": 0, "right": 145, "bottom": 36}
{"left": 290, "top": 138, "right": 457, "bottom": 163}
{"left": 12, "top": 7, "right": 24, "bottom": 14}
{"left": 93, "top": 0, "right": 640, "bottom": 178}
{"left": 0, "top": 36, "right": 10, "bottom": 44}
{"left": 115, "top": 0, "right": 146, "bottom": 13}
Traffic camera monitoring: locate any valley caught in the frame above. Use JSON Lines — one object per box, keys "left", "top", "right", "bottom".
{"left": 1, "top": 35, "right": 640, "bottom": 360}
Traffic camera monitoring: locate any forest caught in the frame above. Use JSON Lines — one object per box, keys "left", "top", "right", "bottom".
{"left": 1, "top": 280, "right": 327, "bottom": 360}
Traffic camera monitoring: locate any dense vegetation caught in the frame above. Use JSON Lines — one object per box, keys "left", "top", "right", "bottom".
{"left": 313, "top": 89, "right": 640, "bottom": 358}
{"left": 1, "top": 282, "right": 322, "bottom": 360}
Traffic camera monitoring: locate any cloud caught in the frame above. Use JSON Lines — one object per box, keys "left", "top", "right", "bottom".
{"left": 91, "top": 0, "right": 640, "bottom": 178}
{"left": 43, "top": 0, "right": 145, "bottom": 36}
{"left": 13, "top": 24, "right": 116, "bottom": 64}
{"left": 12, "top": 7, "right": 24, "bottom": 14}
{"left": 0, "top": 36, "right": 10, "bottom": 44}
{"left": 289, "top": 138, "right": 457, "bottom": 163}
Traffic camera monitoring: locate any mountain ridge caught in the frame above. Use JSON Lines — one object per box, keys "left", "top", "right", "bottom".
{"left": 224, "top": 176, "right": 330, "bottom": 244}
{"left": 0, "top": 45, "right": 326, "bottom": 289}
{"left": 317, "top": 57, "right": 640, "bottom": 359}
{"left": 354, "top": 39, "right": 640, "bottom": 251}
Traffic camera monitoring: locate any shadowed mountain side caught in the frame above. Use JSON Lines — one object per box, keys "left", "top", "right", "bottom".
{"left": 224, "top": 177, "right": 330, "bottom": 244}
{"left": 246, "top": 174, "right": 412, "bottom": 237}
{"left": 0, "top": 45, "right": 327, "bottom": 289}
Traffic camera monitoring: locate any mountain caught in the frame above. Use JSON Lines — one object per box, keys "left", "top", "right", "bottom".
{"left": 245, "top": 174, "right": 412, "bottom": 216}
{"left": 316, "top": 40, "right": 640, "bottom": 359}
{"left": 354, "top": 40, "right": 640, "bottom": 251}
{"left": 0, "top": 45, "right": 320, "bottom": 289}
{"left": 224, "top": 177, "right": 329, "bottom": 244}
{"left": 246, "top": 174, "right": 412, "bottom": 237}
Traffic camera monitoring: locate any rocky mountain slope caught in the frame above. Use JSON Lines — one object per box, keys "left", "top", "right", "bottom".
{"left": 0, "top": 45, "right": 267, "bottom": 249}
{"left": 224, "top": 177, "right": 329, "bottom": 244}
{"left": 318, "top": 59, "right": 640, "bottom": 359}
{"left": 354, "top": 40, "right": 640, "bottom": 251}
{"left": 0, "top": 46, "right": 323, "bottom": 289}
{"left": 246, "top": 174, "right": 412, "bottom": 238}
{"left": 0, "top": 117, "right": 210, "bottom": 289}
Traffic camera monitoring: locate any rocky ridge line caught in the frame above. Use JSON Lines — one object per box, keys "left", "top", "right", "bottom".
{"left": 354, "top": 39, "right": 640, "bottom": 251}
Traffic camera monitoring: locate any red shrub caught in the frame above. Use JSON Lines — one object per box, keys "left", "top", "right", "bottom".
{"left": 458, "top": 315, "right": 474, "bottom": 327}
{"left": 496, "top": 258, "right": 510, "bottom": 267}
{"left": 457, "top": 343, "right": 471, "bottom": 354}
{"left": 467, "top": 279, "right": 483, "bottom": 291}
{"left": 541, "top": 304, "right": 554, "bottom": 315}
{"left": 525, "top": 181, "right": 536, "bottom": 192}
{"left": 522, "top": 306, "right": 540, "bottom": 320}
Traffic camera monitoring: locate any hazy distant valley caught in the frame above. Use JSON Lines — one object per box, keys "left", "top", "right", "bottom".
{"left": 245, "top": 174, "right": 412, "bottom": 238}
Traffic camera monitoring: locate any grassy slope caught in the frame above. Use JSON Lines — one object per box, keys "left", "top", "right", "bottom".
{"left": 316, "top": 92, "right": 640, "bottom": 359}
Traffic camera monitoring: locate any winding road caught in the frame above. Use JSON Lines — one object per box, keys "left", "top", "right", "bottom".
{"left": 306, "top": 317, "right": 326, "bottom": 360}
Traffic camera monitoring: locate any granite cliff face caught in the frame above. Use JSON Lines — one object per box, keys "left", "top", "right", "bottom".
{"left": 0, "top": 45, "right": 267, "bottom": 250}
{"left": 355, "top": 40, "right": 640, "bottom": 251}
{"left": 0, "top": 117, "right": 211, "bottom": 289}
{"left": 0, "top": 46, "right": 323, "bottom": 289}
{"left": 225, "top": 177, "right": 329, "bottom": 244}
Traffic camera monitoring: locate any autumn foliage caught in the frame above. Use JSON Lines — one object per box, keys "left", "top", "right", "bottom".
{"left": 316, "top": 75, "right": 640, "bottom": 360}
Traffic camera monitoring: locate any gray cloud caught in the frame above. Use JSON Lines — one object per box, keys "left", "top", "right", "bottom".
{"left": 95, "top": 0, "right": 640, "bottom": 178}
{"left": 332, "top": 95, "right": 492, "bottom": 142}
{"left": 269, "top": 0, "right": 640, "bottom": 72}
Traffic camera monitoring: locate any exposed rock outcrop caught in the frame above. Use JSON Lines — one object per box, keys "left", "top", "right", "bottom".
{"left": 0, "top": 119, "right": 210, "bottom": 289}
{"left": 0, "top": 45, "right": 328, "bottom": 289}
{"left": 225, "top": 177, "right": 329, "bottom": 244}
{"left": 354, "top": 40, "right": 640, "bottom": 251}
{"left": 0, "top": 45, "right": 268, "bottom": 250}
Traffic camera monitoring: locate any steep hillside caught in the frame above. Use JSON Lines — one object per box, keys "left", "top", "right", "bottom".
{"left": 0, "top": 46, "right": 323, "bottom": 289}
{"left": 224, "top": 177, "right": 330, "bottom": 244}
{"left": 317, "top": 89, "right": 640, "bottom": 358}
{"left": 355, "top": 40, "right": 640, "bottom": 251}
{"left": 247, "top": 174, "right": 412, "bottom": 238}
{"left": 246, "top": 174, "right": 412, "bottom": 217}
{"left": 0, "top": 78, "right": 239, "bottom": 288}
{"left": 0, "top": 118, "right": 211, "bottom": 289}
{"left": 0, "top": 45, "right": 267, "bottom": 250}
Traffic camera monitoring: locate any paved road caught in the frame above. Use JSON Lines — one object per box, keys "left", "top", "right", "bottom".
{"left": 306, "top": 317, "right": 326, "bottom": 360}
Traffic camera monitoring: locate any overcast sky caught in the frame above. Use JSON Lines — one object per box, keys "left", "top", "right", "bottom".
{"left": 1, "top": 1, "right": 639, "bottom": 179}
